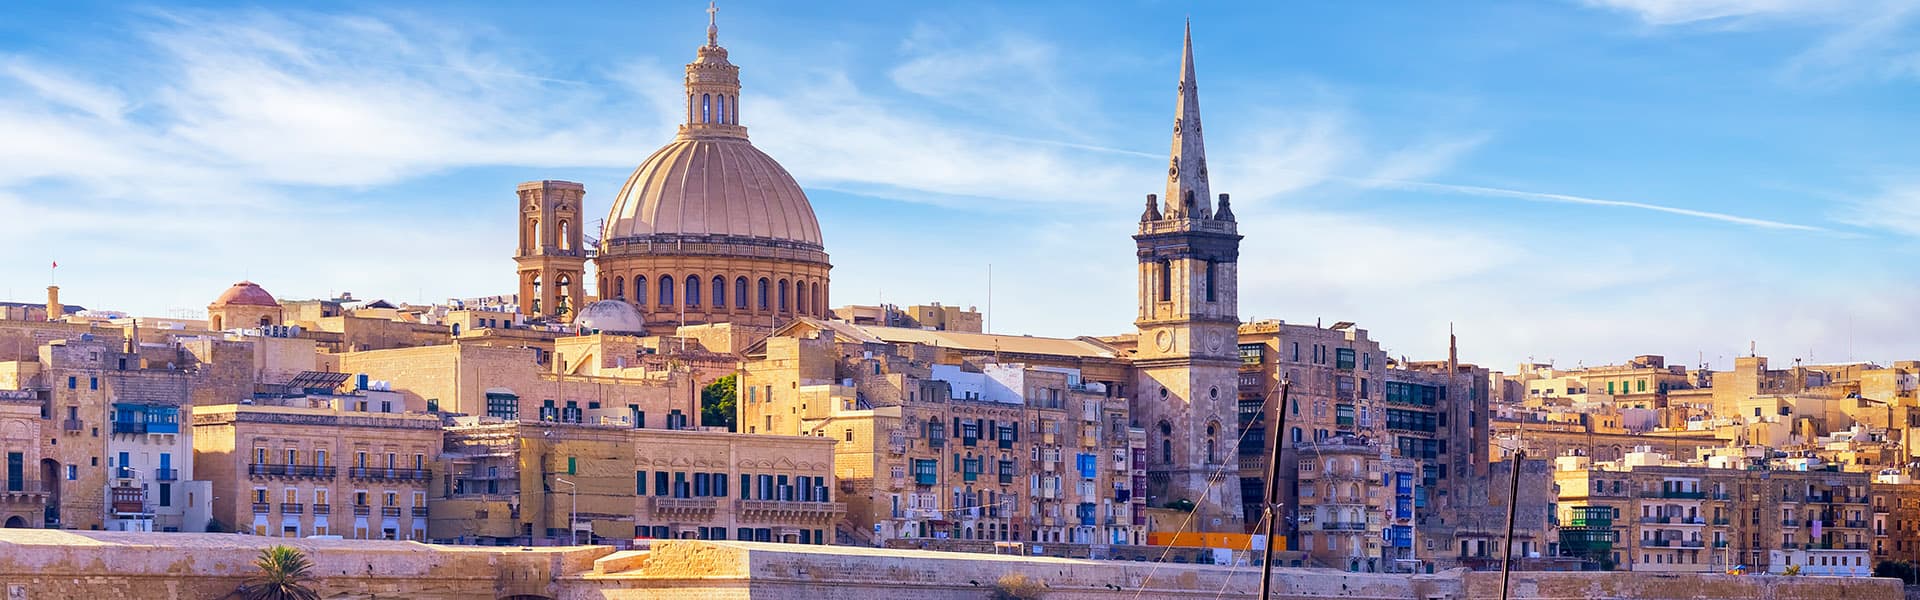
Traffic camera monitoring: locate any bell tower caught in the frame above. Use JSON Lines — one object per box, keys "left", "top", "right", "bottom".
{"left": 1129, "top": 21, "right": 1245, "bottom": 531}
{"left": 515, "top": 180, "right": 587, "bottom": 319}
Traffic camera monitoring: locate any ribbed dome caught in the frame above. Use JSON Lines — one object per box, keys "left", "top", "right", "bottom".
{"left": 211, "top": 281, "right": 279, "bottom": 307}
{"left": 601, "top": 137, "right": 823, "bottom": 249}
{"left": 571, "top": 299, "right": 646, "bottom": 334}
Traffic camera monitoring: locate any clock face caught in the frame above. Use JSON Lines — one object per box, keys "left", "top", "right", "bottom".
{"left": 1155, "top": 330, "right": 1174, "bottom": 352}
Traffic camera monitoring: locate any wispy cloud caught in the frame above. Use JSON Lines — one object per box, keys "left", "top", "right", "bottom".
{"left": 1585, "top": 0, "right": 1920, "bottom": 85}
{"left": 1369, "top": 179, "right": 1828, "bottom": 232}
{"left": 1834, "top": 181, "right": 1920, "bottom": 236}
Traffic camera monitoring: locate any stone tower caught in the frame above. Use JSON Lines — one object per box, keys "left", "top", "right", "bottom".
{"left": 515, "top": 180, "right": 587, "bottom": 319}
{"left": 1130, "top": 21, "right": 1245, "bottom": 531}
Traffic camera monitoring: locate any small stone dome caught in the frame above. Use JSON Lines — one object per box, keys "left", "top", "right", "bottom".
{"left": 211, "top": 281, "right": 279, "bottom": 307}
{"left": 571, "top": 300, "right": 646, "bottom": 334}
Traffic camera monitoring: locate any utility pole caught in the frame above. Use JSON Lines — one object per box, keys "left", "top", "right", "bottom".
{"left": 1498, "top": 443, "right": 1525, "bottom": 600}
{"left": 555, "top": 477, "right": 578, "bottom": 545}
{"left": 1258, "top": 380, "right": 1292, "bottom": 600}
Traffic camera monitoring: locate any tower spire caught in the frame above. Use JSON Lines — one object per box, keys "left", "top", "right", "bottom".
{"left": 1166, "top": 19, "right": 1210, "bottom": 219}
{"left": 682, "top": 2, "right": 744, "bottom": 139}
{"left": 706, "top": 1, "right": 719, "bottom": 46}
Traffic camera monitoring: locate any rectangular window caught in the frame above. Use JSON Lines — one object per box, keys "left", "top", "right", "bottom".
{"left": 636, "top": 471, "right": 647, "bottom": 495}
{"left": 1336, "top": 348, "right": 1356, "bottom": 370}
{"left": 655, "top": 472, "right": 669, "bottom": 496}
{"left": 913, "top": 459, "right": 939, "bottom": 485}
{"left": 566, "top": 456, "right": 576, "bottom": 475}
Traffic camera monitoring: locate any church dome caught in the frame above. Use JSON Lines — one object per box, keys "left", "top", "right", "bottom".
{"left": 211, "top": 281, "right": 279, "bottom": 307}
{"left": 571, "top": 300, "right": 647, "bottom": 334}
{"left": 602, "top": 137, "right": 821, "bottom": 248}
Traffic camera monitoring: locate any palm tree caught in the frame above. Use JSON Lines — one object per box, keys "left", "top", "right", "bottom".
{"left": 235, "top": 545, "right": 320, "bottom": 600}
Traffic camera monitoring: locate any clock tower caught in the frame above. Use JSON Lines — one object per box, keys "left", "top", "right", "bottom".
{"left": 1130, "top": 21, "right": 1245, "bottom": 531}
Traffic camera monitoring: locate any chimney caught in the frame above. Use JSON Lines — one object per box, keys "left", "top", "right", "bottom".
{"left": 46, "top": 285, "right": 63, "bottom": 321}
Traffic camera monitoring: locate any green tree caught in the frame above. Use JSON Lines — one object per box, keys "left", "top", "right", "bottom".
{"left": 701, "top": 374, "right": 738, "bottom": 431}
{"left": 236, "top": 545, "right": 319, "bottom": 600}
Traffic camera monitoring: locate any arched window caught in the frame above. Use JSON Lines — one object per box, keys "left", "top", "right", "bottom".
{"left": 731, "top": 95, "right": 739, "bottom": 123}
{"left": 1158, "top": 421, "right": 1173, "bottom": 464}
{"left": 529, "top": 275, "right": 542, "bottom": 313}
{"left": 556, "top": 275, "right": 572, "bottom": 313}
{"left": 1204, "top": 260, "right": 1216, "bottom": 302}
{"left": 778, "top": 279, "right": 790, "bottom": 312}
{"left": 558, "top": 220, "right": 571, "bottom": 250}
{"left": 1205, "top": 422, "right": 1218, "bottom": 463}
{"left": 795, "top": 281, "right": 808, "bottom": 315}
{"left": 716, "top": 95, "right": 726, "bottom": 125}
{"left": 1157, "top": 259, "right": 1172, "bottom": 302}
{"left": 658, "top": 275, "right": 674, "bottom": 307}
{"left": 712, "top": 276, "right": 726, "bottom": 309}
{"left": 813, "top": 282, "right": 824, "bottom": 316}
{"left": 612, "top": 277, "right": 625, "bottom": 300}
{"left": 735, "top": 277, "right": 749, "bottom": 309}
{"left": 757, "top": 278, "right": 770, "bottom": 310}
{"left": 451, "top": 323, "right": 461, "bottom": 336}
{"left": 526, "top": 218, "right": 538, "bottom": 250}
{"left": 634, "top": 276, "right": 647, "bottom": 306}
{"left": 701, "top": 94, "right": 712, "bottom": 123}
{"left": 259, "top": 316, "right": 272, "bottom": 327}
{"left": 685, "top": 275, "right": 701, "bottom": 307}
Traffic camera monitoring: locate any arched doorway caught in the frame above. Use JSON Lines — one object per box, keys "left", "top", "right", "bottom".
{"left": 4, "top": 516, "right": 26, "bottom": 528}
{"left": 39, "top": 458, "right": 59, "bottom": 527}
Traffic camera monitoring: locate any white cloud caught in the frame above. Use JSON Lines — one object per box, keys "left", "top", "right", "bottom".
{"left": 1835, "top": 181, "right": 1920, "bottom": 236}
{"left": 1585, "top": 0, "right": 1920, "bottom": 85}
{"left": 888, "top": 25, "right": 1085, "bottom": 135}
{"left": 1581, "top": 0, "right": 1855, "bottom": 25}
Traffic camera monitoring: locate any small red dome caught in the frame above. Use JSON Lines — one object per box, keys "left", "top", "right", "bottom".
{"left": 211, "top": 281, "right": 280, "bottom": 307}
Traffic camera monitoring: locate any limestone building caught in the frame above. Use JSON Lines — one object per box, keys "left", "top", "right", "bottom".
{"left": 430, "top": 420, "right": 840, "bottom": 546}
{"left": 738, "top": 319, "right": 1147, "bottom": 549}
{"left": 1126, "top": 21, "right": 1245, "bottom": 533}
{"left": 515, "top": 180, "right": 589, "bottom": 320}
{"left": 192, "top": 401, "right": 442, "bottom": 540}
{"left": 1292, "top": 436, "right": 1419, "bottom": 573}
{"left": 1553, "top": 448, "right": 1874, "bottom": 576}
{"left": 587, "top": 12, "right": 830, "bottom": 335}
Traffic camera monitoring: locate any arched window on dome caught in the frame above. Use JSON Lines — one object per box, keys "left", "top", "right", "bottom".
{"left": 815, "top": 282, "right": 825, "bottom": 317}
{"left": 634, "top": 276, "right": 647, "bottom": 306}
{"left": 701, "top": 94, "right": 712, "bottom": 123}
{"left": 685, "top": 275, "right": 701, "bottom": 308}
{"left": 757, "top": 278, "right": 770, "bottom": 311}
{"left": 778, "top": 279, "right": 790, "bottom": 313}
{"left": 795, "top": 281, "right": 807, "bottom": 315}
{"left": 731, "top": 94, "right": 738, "bottom": 124}
{"left": 612, "top": 277, "right": 624, "bottom": 300}
{"left": 712, "top": 276, "right": 726, "bottom": 310}
{"left": 658, "top": 275, "right": 674, "bottom": 307}
{"left": 716, "top": 95, "right": 726, "bottom": 125}
{"left": 735, "top": 277, "right": 748, "bottom": 309}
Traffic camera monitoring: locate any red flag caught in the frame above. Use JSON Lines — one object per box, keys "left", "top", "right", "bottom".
{"left": 51, "top": 261, "right": 57, "bottom": 268}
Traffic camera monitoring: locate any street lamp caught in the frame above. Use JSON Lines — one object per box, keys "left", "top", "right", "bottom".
{"left": 553, "top": 477, "right": 578, "bottom": 546}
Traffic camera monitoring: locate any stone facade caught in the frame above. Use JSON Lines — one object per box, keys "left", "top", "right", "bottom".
{"left": 739, "top": 320, "right": 1147, "bottom": 548}
{"left": 0, "top": 531, "right": 1897, "bottom": 600}
{"left": 432, "top": 421, "right": 840, "bottom": 546}
{"left": 1553, "top": 450, "right": 1876, "bottom": 575}
{"left": 517, "top": 180, "right": 590, "bottom": 320}
{"left": 1128, "top": 23, "right": 1245, "bottom": 533}
{"left": 335, "top": 341, "right": 701, "bottom": 428}
{"left": 192, "top": 403, "right": 443, "bottom": 539}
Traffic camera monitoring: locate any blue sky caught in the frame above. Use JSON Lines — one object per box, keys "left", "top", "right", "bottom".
{"left": 3, "top": 0, "right": 1917, "bottom": 370}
